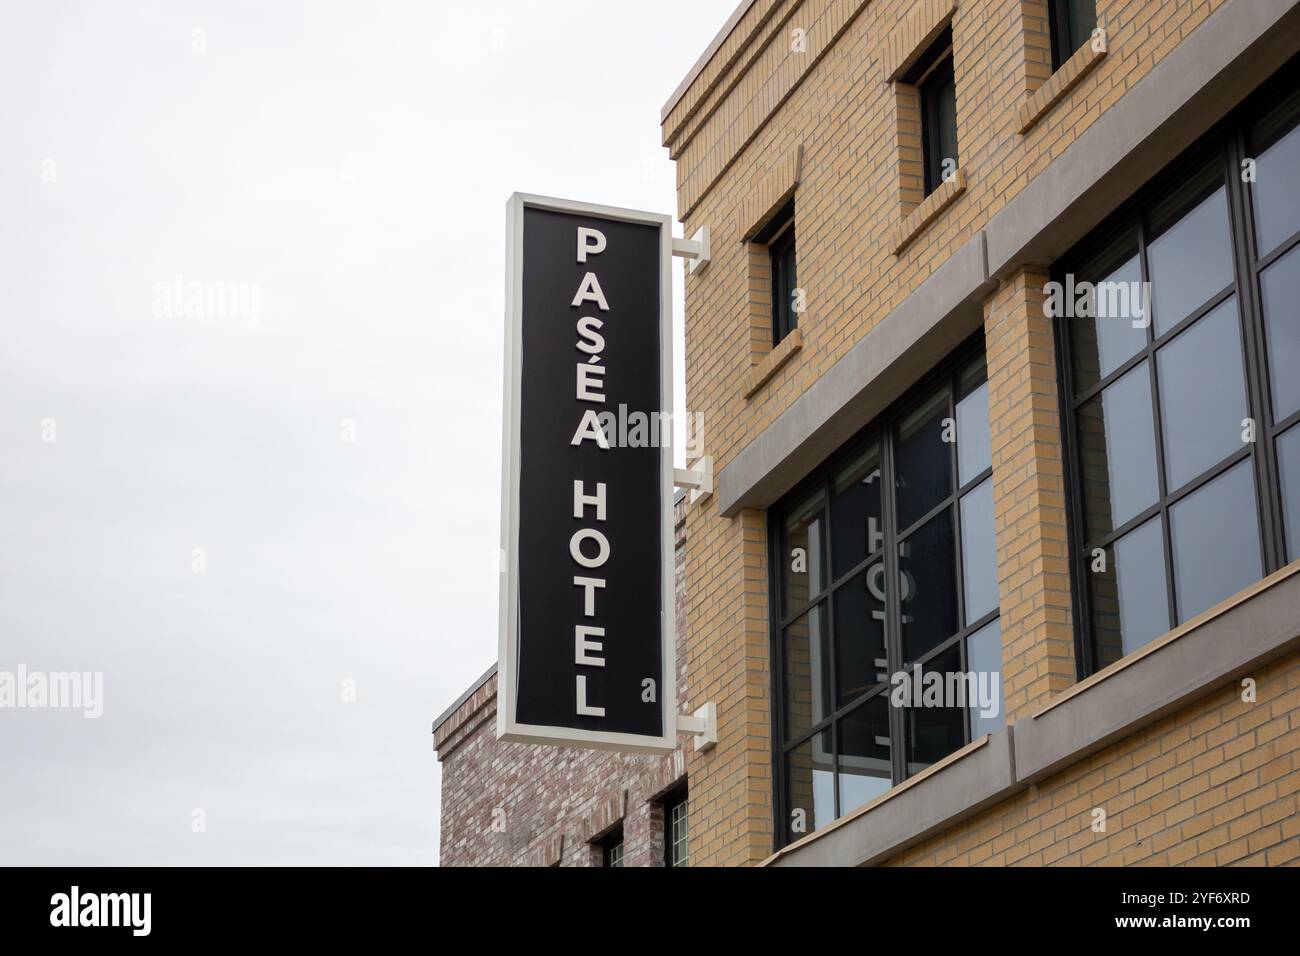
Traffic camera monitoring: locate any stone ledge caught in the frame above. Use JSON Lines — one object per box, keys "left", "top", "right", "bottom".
{"left": 432, "top": 665, "right": 497, "bottom": 758}
{"left": 743, "top": 327, "right": 803, "bottom": 399}
{"left": 893, "top": 169, "right": 966, "bottom": 255}
{"left": 1018, "top": 35, "right": 1108, "bottom": 134}
{"left": 763, "top": 731, "right": 1018, "bottom": 867}
{"left": 1015, "top": 559, "right": 1300, "bottom": 781}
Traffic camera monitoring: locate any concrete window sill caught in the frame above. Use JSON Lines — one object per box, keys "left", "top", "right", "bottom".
{"left": 1018, "top": 37, "right": 1108, "bottom": 135}
{"left": 743, "top": 327, "right": 802, "bottom": 399}
{"left": 893, "top": 170, "right": 966, "bottom": 255}
{"left": 763, "top": 731, "right": 1019, "bottom": 867}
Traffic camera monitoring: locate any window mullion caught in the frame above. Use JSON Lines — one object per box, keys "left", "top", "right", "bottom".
{"left": 1226, "top": 128, "right": 1283, "bottom": 571}
{"left": 946, "top": 371, "right": 973, "bottom": 745}
{"left": 949, "top": 377, "right": 966, "bottom": 637}
{"left": 1055, "top": 258, "right": 1096, "bottom": 678}
{"left": 959, "top": 600, "right": 973, "bottom": 743}
{"left": 1138, "top": 215, "right": 1180, "bottom": 630}
{"left": 822, "top": 473, "right": 840, "bottom": 819}
{"left": 879, "top": 418, "right": 907, "bottom": 784}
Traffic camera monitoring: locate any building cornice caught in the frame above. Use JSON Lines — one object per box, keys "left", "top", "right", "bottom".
{"left": 660, "top": 0, "right": 765, "bottom": 125}
{"left": 432, "top": 664, "right": 496, "bottom": 755}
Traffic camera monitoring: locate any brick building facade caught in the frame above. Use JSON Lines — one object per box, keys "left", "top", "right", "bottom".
{"left": 436, "top": 0, "right": 1300, "bottom": 867}
{"left": 434, "top": 497, "right": 691, "bottom": 867}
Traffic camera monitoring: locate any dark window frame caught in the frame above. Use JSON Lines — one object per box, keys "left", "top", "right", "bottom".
{"left": 1055, "top": 63, "right": 1300, "bottom": 677}
{"left": 597, "top": 824, "right": 625, "bottom": 868}
{"left": 767, "top": 335, "right": 997, "bottom": 850}
{"left": 903, "top": 25, "right": 957, "bottom": 197}
{"left": 1047, "top": 0, "right": 1097, "bottom": 72}
{"left": 758, "top": 199, "right": 798, "bottom": 346}
{"left": 662, "top": 786, "right": 689, "bottom": 867}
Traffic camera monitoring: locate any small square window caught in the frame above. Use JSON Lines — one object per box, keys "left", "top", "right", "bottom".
{"left": 902, "top": 26, "right": 957, "bottom": 196}
{"left": 1048, "top": 0, "right": 1097, "bottom": 71}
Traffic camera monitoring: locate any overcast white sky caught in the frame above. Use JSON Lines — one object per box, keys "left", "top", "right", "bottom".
{"left": 0, "top": 0, "right": 735, "bottom": 865}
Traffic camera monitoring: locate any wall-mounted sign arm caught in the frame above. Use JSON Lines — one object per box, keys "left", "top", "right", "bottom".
{"left": 671, "top": 226, "right": 710, "bottom": 275}
{"left": 673, "top": 455, "right": 713, "bottom": 503}
{"left": 676, "top": 702, "right": 717, "bottom": 752}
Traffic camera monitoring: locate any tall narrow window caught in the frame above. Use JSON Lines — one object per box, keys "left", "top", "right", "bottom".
{"left": 1048, "top": 0, "right": 1097, "bottom": 71}
{"left": 757, "top": 200, "right": 798, "bottom": 345}
{"left": 1251, "top": 86, "right": 1300, "bottom": 567}
{"left": 599, "top": 826, "right": 624, "bottom": 868}
{"left": 664, "top": 789, "right": 689, "bottom": 867}
{"left": 772, "top": 341, "right": 1000, "bottom": 847}
{"left": 1058, "top": 74, "right": 1300, "bottom": 675}
{"left": 904, "top": 26, "right": 957, "bottom": 197}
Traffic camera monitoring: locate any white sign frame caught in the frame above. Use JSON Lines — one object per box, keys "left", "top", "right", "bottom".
{"left": 497, "top": 192, "right": 677, "bottom": 754}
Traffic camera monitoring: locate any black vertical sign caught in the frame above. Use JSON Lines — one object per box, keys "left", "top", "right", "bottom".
{"left": 498, "top": 195, "right": 674, "bottom": 753}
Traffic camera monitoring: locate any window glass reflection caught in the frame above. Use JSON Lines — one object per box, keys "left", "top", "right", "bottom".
{"left": 833, "top": 563, "right": 887, "bottom": 708}
{"left": 1077, "top": 362, "right": 1160, "bottom": 539}
{"left": 899, "top": 510, "right": 958, "bottom": 661}
{"left": 1252, "top": 110, "right": 1300, "bottom": 256}
{"left": 1260, "top": 244, "right": 1300, "bottom": 424}
{"left": 956, "top": 380, "right": 991, "bottom": 486}
{"left": 782, "top": 489, "right": 825, "bottom": 615}
{"left": 960, "top": 478, "right": 998, "bottom": 624}
{"left": 1090, "top": 517, "right": 1169, "bottom": 669}
{"left": 830, "top": 442, "right": 883, "bottom": 578}
{"left": 965, "top": 619, "right": 1004, "bottom": 739}
{"left": 1278, "top": 425, "right": 1300, "bottom": 563}
{"left": 1156, "top": 297, "right": 1248, "bottom": 491}
{"left": 773, "top": 346, "right": 998, "bottom": 846}
{"left": 895, "top": 388, "right": 952, "bottom": 531}
{"left": 785, "top": 731, "right": 834, "bottom": 840}
{"left": 904, "top": 644, "right": 965, "bottom": 776}
{"left": 1147, "top": 183, "right": 1233, "bottom": 335}
{"left": 784, "top": 604, "right": 831, "bottom": 742}
{"left": 838, "top": 694, "right": 892, "bottom": 815}
{"left": 1170, "top": 459, "right": 1261, "bottom": 623}
{"left": 1060, "top": 99, "right": 1291, "bottom": 688}
{"left": 1070, "top": 251, "right": 1147, "bottom": 391}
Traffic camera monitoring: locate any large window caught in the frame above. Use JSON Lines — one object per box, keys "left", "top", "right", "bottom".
{"left": 771, "top": 341, "right": 1000, "bottom": 847}
{"left": 1047, "top": 0, "right": 1097, "bottom": 71}
{"left": 1058, "top": 77, "right": 1300, "bottom": 674}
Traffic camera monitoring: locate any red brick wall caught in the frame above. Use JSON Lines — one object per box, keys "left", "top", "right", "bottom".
{"left": 435, "top": 497, "right": 691, "bottom": 866}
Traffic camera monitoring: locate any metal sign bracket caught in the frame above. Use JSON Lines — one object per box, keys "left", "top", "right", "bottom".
{"left": 671, "top": 226, "right": 710, "bottom": 275}
{"left": 673, "top": 455, "right": 713, "bottom": 504}
{"left": 676, "top": 702, "right": 717, "bottom": 752}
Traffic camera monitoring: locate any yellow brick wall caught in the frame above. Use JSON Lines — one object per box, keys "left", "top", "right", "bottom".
{"left": 668, "top": 0, "right": 1238, "bottom": 866}
{"left": 984, "top": 267, "right": 1075, "bottom": 722}
{"left": 884, "top": 648, "right": 1300, "bottom": 866}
